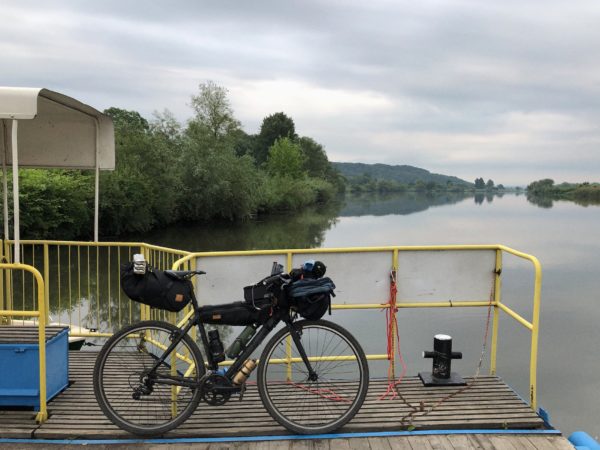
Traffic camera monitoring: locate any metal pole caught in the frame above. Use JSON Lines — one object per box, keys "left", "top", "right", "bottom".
{"left": 10, "top": 120, "right": 19, "bottom": 264}
{"left": 2, "top": 120, "right": 9, "bottom": 241}
{"left": 94, "top": 118, "right": 100, "bottom": 242}
{"left": 490, "top": 249, "right": 502, "bottom": 375}
{"left": 94, "top": 164, "right": 99, "bottom": 242}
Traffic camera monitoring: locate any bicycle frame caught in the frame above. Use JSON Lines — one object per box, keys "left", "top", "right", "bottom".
{"left": 144, "top": 290, "right": 316, "bottom": 389}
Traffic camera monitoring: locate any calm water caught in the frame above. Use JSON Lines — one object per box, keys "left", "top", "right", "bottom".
{"left": 138, "top": 192, "right": 600, "bottom": 437}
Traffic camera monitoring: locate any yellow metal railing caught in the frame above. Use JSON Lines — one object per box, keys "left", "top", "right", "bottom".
{"left": 0, "top": 263, "right": 48, "bottom": 423}
{"left": 0, "top": 240, "right": 191, "bottom": 336}
{"left": 0, "top": 241, "right": 542, "bottom": 412}
{"left": 172, "top": 244, "right": 542, "bottom": 410}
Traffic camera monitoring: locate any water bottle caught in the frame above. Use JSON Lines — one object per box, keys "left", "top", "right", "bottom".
{"left": 233, "top": 359, "right": 257, "bottom": 385}
{"left": 208, "top": 329, "right": 225, "bottom": 363}
{"left": 226, "top": 324, "right": 257, "bottom": 359}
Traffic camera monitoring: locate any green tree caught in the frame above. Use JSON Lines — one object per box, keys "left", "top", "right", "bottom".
{"left": 486, "top": 179, "right": 495, "bottom": 190}
{"left": 254, "top": 112, "right": 296, "bottom": 165}
{"left": 100, "top": 107, "right": 181, "bottom": 235}
{"left": 104, "top": 107, "right": 149, "bottom": 132}
{"left": 474, "top": 178, "right": 485, "bottom": 189}
{"left": 266, "top": 138, "right": 306, "bottom": 179}
{"left": 19, "top": 170, "right": 93, "bottom": 239}
{"left": 298, "top": 137, "right": 329, "bottom": 178}
{"left": 181, "top": 83, "right": 263, "bottom": 221}
{"left": 527, "top": 179, "right": 555, "bottom": 194}
{"left": 189, "top": 81, "right": 240, "bottom": 140}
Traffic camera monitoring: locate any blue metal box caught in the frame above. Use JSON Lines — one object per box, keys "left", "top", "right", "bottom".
{"left": 0, "top": 326, "right": 69, "bottom": 408}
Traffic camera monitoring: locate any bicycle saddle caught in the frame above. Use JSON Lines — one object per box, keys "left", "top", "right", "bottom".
{"left": 164, "top": 269, "right": 206, "bottom": 280}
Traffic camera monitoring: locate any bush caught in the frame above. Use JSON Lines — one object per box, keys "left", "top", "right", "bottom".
{"left": 18, "top": 170, "right": 94, "bottom": 239}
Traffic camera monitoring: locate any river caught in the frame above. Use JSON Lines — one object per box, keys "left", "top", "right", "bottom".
{"left": 136, "top": 191, "right": 600, "bottom": 437}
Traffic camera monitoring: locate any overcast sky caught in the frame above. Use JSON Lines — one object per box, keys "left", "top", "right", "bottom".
{"left": 2, "top": 0, "right": 599, "bottom": 185}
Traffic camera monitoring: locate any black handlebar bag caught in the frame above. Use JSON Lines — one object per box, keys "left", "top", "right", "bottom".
{"left": 287, "top": 277, "right": 336, "bottom": 320}
{"left": 120, "top": 263, "right": 193, "bottom": 313}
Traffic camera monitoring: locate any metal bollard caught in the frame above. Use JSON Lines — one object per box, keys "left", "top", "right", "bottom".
{"left": 419, "top": 334, "right": 466, "bottom": 386}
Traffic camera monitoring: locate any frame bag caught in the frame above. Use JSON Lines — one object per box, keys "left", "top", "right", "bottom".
{"left": 199, "top": 301, "right": 270, "bottom": 326}
{"left": 120, "top": 263, "right": 193, "bottom": 313}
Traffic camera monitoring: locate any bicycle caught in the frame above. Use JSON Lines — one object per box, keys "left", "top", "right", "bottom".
{"left": 92, "top": 262, "right": 369, "bottom": 436}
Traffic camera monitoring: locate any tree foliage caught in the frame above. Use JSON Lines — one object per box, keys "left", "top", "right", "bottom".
{"left": 19, "top": 170, "right": 93, "bottom": 239}
{"left": 254, "top": 112, "right": 296, "bottom": 164}
{"left": 266, "top": 138, "right": 306, "bottom": 179}
{"left": 189, "top": 81, "right": 240, "bottom": 140}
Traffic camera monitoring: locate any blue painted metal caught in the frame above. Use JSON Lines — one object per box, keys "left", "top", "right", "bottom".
{"left": 538, "top": 407, "right": 553, "bottom": 428}
{"left": 569, "top": 431, "right": 600, "bottom": 450}
{"left": 0, "top": 429, "right": 562, "bottom": 445}
{"left": 0, "top": 327, "right": 69, "bottom": 408}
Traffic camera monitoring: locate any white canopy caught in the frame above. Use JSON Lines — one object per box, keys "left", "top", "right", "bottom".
{"left": 0, "top": 87, "right": 115, "bottom": 261}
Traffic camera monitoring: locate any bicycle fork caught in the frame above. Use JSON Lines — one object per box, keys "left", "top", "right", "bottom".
{"left": 287, "top": 322, "right": 318, "bottom": 381}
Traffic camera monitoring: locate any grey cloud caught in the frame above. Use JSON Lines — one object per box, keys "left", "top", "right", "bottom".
{"left": 2, "top": 0, "right": 600, "bottom": 184}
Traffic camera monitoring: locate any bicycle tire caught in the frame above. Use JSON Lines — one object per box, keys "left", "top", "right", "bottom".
{"left": 257, "top": 319, "right": 369, "bottom": 434}
{"left": 93, "top": 320, "right": 205, "bottom": 436}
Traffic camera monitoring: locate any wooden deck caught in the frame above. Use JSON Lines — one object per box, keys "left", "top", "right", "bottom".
{"left": 0, "top": 351, "right": 568, "bottom": 448}
{"left": 2, "top": 351, "right": 545, "bottom": 438}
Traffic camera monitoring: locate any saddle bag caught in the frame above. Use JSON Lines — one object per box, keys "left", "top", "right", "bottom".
{"left": 286, "top": 277, "right": 336, "bottom": 321}
{"left": 199, "top": 302, "right": 270, "bottom": 326}
{"left": 120, "top": 262, "right": 193, "bottom": 313}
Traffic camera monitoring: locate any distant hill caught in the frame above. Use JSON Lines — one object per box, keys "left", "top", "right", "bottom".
{"left": 332, "top": 162, "right": 473, "bottom": 187}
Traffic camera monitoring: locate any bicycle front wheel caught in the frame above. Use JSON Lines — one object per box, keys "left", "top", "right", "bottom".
{"left": 93, "top": 320, "right": 205, "bottom": 436}
{"left": 257, "top": 319, "right": 369, "bottom": 434}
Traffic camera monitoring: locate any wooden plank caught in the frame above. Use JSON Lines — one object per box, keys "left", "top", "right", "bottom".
{"left": 268, "top": 439, "right": 293, "bottom": 450}
{"left": 368, "top": 437, "right": 393, "bottom": 450}
{"left": 408, "top": 436, "right": 434, "bottom": 450}
{"left": 526, "top": 435, "right": 576, "bottom": 450}
{"left": 427, "top": 435, "right": 454, "bottom": 450}
{"left": 467, "top": 434, "right": 496, "bottom": 450}
{"left": 386, "top": 436, "right": 414, "bottom": 450}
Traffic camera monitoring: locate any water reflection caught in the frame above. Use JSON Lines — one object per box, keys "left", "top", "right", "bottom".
{"left": 526, "top": 194, "right": 554, "bottom": 208}
{"left": 341, "top": 192, "right": 473, "bottom": 216}
{"left": 526, "top": 193, "right": 600, "bottom": 209}
{"left": 137, "top": 202, "right": 342, "bottom": 252}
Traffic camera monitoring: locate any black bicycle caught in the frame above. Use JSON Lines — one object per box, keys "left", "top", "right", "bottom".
{"left": 93, "top": 262, "right": 369, "bottom": 436}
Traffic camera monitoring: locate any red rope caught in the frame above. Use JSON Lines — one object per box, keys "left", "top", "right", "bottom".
{"left": 379, "top": 270, "right": 407, "bottom": 400}
{"left": 286, "top": 381, "right": 351, "bottom": 403}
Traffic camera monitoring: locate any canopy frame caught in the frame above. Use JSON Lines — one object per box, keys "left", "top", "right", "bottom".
{"left": 0, "top": 87, "right": 115, "bottom": 262}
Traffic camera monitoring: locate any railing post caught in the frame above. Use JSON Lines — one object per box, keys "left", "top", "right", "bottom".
{"left": 390, "top": 249, "right": 399, "bottom": 378}
{"left": 43, "top": 243, "right": 50, "bottom": 324}
{"left": 190, "top": 257, "right": 198, "bottom": 342}
{"left": 490, "top": 249, "right": 502, "bottom": 375}
{"left": 4, "top": 241, "right": 13, "bottom": 315}
{"left": 530, "top": 257, "right": 542, "bottom": 411}
{"left": 286, "top": 251, "right": 293, "bottom": 381}
{"left": 36, "top": 266, "right": 48, "bottom": 424}
{"left": 139, "top": 245, "right": 147, "bottom": 321}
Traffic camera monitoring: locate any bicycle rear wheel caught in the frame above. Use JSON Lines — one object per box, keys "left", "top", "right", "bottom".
{"left": 257, "top": 319, "right": 369, "bottom": 434}
{"left": 93, "top": 320, "right": 205, "bottom": 435}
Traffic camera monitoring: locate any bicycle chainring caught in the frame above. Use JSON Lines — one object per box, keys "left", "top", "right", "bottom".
{"left": 199, "top": 373, "right": 232, "bottom": 406}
